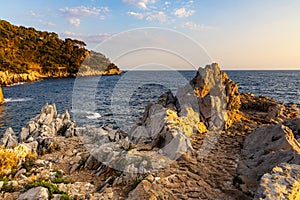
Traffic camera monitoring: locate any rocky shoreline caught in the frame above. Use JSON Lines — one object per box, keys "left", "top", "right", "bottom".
{"left": 1, "top": 63, "right": 300, "bottom": 199}
{"left": 0, "top": 68, "right": 122, "bottom": 87}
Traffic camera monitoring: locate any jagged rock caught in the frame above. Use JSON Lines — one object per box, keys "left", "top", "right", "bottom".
{"left": 18, "top": 186, "right": 49, "bottom": 200}
{"left": 240, "top": 93, "right": 299, "bottom": 124}
{"left": 129, "top": 104, "right": 167, "bottom": 144}
{"left": 162, "top": 131, "right": 193, "bottom": 159}
{"left": 189, "top": 63, "right": 238, "bottom": 130}
{"left": 127, "top": 180, "right": 153, "bottom": 200}
{"left": 238, "top": 124, "right": 300, "bottom": 193}
{"left": 0, "top": 127, "right": 18, "bottom": 148}
{"left": 23, "top": 141, "right": 38, "bottom": 154}
{"left": 255, "top": 163, "right": 300, "bottom": 200}
{"left": 16, "top": 103, "right": 76, "bottom": 154}
{"left": 284, "top": 118, "right": 300, "bottom": 139}
{"left": 37, "top": 137, "right": 59, "bottom": 155}
{"left": 19, "top": 127, "right": 30, "bottom": 142}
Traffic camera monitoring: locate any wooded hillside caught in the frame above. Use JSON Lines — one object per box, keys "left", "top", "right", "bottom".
{"left": 0, "top": 19, "right": 120, "bottom": 78}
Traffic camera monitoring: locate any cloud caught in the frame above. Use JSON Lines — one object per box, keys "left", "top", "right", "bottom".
{"left": 146, "top": 11, "right": 167, "bottom": 22}
{"left": 59, "top": 6, "right": 102, "bottom": 17}
{"left": 38, "top": 20, "right": 55, "bottom": 27}
{"left": 123, "top": 0, "right": 157, "bottom": 10}
{"left": 59, "top": 6, "right": 110, "bottom": 26}
{"left": 174, "top": 7, "right": 195, "bottom": 18}
{"left": 182, "top": 22, "right": 216, "bottom": 31}
{"left": 127, "top": 11, "right": 167, "bottom": 22}
{"left": 68, "top": 18, "right": 81, "bottom": 27}
{"left": 60, "top": 31, "right": 113, "bottom": 43}
{"left": 127, "top": 11, "right": 144, "bottom": 19}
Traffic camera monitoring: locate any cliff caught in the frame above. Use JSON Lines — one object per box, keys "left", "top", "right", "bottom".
{"left": 0, "top": 63, "right": 299, "bottom": 199}
{"left": 0, "top": 20, "right": 121, "bottom": 86}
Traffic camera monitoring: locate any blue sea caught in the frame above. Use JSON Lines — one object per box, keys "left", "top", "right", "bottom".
{"left": 1, "top": 70, "right": 300, "bottom": 134}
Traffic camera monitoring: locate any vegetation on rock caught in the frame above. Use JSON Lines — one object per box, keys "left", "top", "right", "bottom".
{"left": 0, "top": 19, "right": 121, "bottom": 86}
{"left": 0, "top": 144, "right": 36, "bottom": 177}
{"left": 165, "top": 107, "right": 207, "bottom": 137}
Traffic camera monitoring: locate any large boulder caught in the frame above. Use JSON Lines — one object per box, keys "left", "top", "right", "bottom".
{"left": 237, "top": 124, "right": 300, "bottom": 193}
{"left": 18, "top": 186, "right": 49, "bottom": 200}
{"left": 255, "top": 163, "right": 300, "bottom": 200}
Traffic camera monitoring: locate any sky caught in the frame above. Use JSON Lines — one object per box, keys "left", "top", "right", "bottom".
{"left": 1, "top": 0, "right": 300, "bottom": 70}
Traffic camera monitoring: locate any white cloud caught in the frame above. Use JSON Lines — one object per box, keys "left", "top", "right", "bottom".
{"left": 68, "top": 18, "right": 81, "bottom": 27}
{"left": 59, "top": 6, "right": 101, "bottom": 17}
{"left": 182, "top": 22, "right": 216, "bottom": 31}
{"left": 38, "top": 19, "right": 55, "bottom": 27}
{"left": 146, "top": 11, "right": 167, "bottom": 22}
{"left": 123, "top": 0, "right": 157, "bottom": 10}
{"left": 174, "top": 7, "right": 195, "bottom": 18}
{"left": 127, "top": 11, "right": 167, "bottom": 22}
{"left": 127, "top": 11, "right": 144, "bottom": 19}
{"left": 59, "top": 6, "right": 110, "bottom": 26}
{"left": 60, "top": 31, "right": 113, "bottom": 43}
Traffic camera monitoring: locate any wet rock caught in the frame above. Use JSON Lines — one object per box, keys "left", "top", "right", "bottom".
{"left": 255, "top": 163, "right": 300, "bottom": 200}
{"left": 18, "top": 186, "right": 49, "bottom": 200}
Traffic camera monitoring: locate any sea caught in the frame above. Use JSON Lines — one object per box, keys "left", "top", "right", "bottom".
{"left": 1, "top": 70, "right": 300, "bottom": 134}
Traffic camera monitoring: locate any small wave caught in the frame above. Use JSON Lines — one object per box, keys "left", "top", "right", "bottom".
{"left": 71, "top": 109, "right": 102, "bottom": 119}
{"left": 7, "top": 82, "right": 26, "bottom": 87}
{"left": 4, "top": 98, "right": 33, "bottom": 103}
{"left": 86, "top": 112, "right": 102, "bottom": 119}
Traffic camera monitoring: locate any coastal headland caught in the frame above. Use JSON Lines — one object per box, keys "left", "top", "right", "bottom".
{"left": 0, "top": 20, "right": 121, "bottom": 87}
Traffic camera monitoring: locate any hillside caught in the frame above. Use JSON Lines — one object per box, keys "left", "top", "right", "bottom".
{"left": 0, "top": 19, "right": 121, "bottom": 86}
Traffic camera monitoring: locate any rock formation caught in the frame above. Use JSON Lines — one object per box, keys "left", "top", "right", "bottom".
{"left": 255, "top": 163, "right": 300, "bottom": 200}
{"left": 1, "top": 63, "right": 300, "bottom": 199}
{"left": 237, "top": 124, "right": 300, "bottom": 194}
{"left": 0, "top": 71, "right": 41, "bottom": 86}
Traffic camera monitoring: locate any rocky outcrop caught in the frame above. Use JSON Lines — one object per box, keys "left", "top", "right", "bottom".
{"left": 76, "top": 66, "right": 122, "bottom": 77}
{"left": 237, "top": 124, "right": 300, "bottom": 194}
{"left": 241, "top": 92, "right": 299, "bottom": 124}
{"left": 190, "top": 63, "right": 241, "bottom": 130}
{"left": 255, "top": 163, "right": 300, "bottom": 200}
{"left": 0, "top": 71, "right": 41, "bottom": 86}
{"left": 1, "top": 103, "right": 76, "bottom": 156}
{"left": 18, "top": 103, "right": 76, "bottom": 155}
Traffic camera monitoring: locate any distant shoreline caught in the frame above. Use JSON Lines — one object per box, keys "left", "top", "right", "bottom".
{"left": 0, "top": 70, "right": 122, "bottom": 87}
